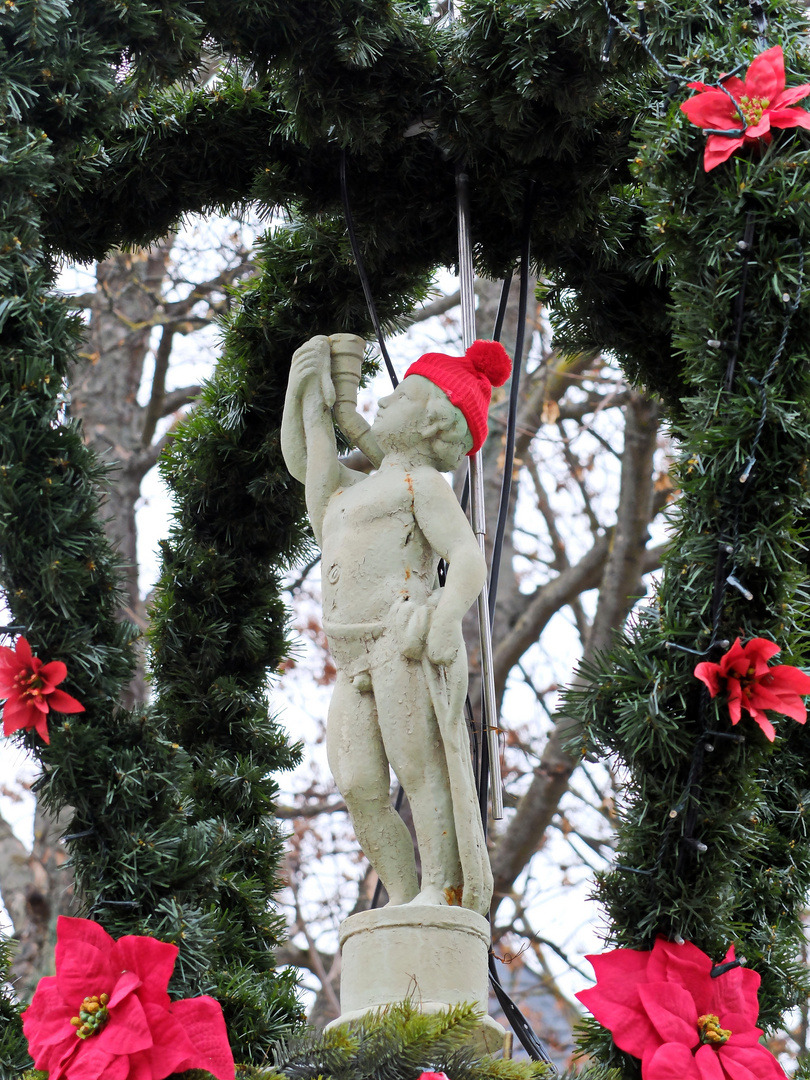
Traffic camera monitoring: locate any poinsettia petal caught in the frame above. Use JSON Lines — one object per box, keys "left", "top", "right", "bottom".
{"left": 578, "top": 949, "right": 658, "bottom": 1055}
{"left": 682, "top": 91, "right": 738, "bottom": 129}
{"left": 752, "top": 683, "right": 806, "bottom": 723}
{"left": 764, "top": 665, "right": 810, "bottom": 694}
{"left": 709, "top": 953, "right": 761, "bottom": 1027}
{"left": 747, "top": 683, "right": 796, "bottom": 714}
{"left": 638, "top": 982, "right": 699, "bottom": 1045}
{"left": 39, "top": 660, "right": 67, "bottom": 688}
{"left": 719, "top": 1043, "right": 786, "bottom": 1080}
{"left": 140, "top": 1001, "right": 210, "bottom": 1078}
{"left": 695, "top": 662, "right": 722, "bottom": 697}
{"left": 113, "top": 935, "right": 177, "bottom": 1006}
{"left": 773, "top": 82, "right": 810, "bottom": 107}
{"left": 742, "top": 638, "right": 780, "bottom": 670}
{"left": 722, "top": 77, "right": 747, "bottom": 99}
{"left": 745, "top": 46, "right": 785, "bottom": 102}
{"left": 755, "top": 714, "right": 777, "bottom": 740}
{"left": 721, "top": 640, "right": 750, "bottom": 678}
{"left": 648, "top": 938, "right": 712, "bottom": 985}
{"left": 0, "top": 664, "right": 19, "bottom": 694}
{"left": 695, "top": 1044, "right": 725, "bottom": 1080}
{"left": 723, "top": 1018, "right": 762, "bottom": 1046}
{"left": 34, "top": 710, "right": 51, "bottom": 743}
{"left": 107, "top": 969, "right": 143, "bottom": 1010}
{"left": 644, "top": 1042, "right": 702, "bottom": 1080}
{"left": 578, "top": 989, "right": 658, "bottom": 1057}
{"left": 744, "top": 115, "right": 771, "bottom": 139}
{"left": 3, "top": 697, "right": 38, "bottom": 733}
{"left": 55, "top": 917, "right": 117, "bottom": 1004}
{"left": 648, "top": 939, "right": 715, "bottom": 1016}
{"left": 124, "top": 1050, "right": 158, "bottom": 1080}
{"left": 726, "top": 682, "right": 743, "bottom": 725}
{"left": 769, "top": 107, "right": 810, "bottom": 132}
{"left": 703, "top": 135, "right": 746, "bottom": 170}
{"left": 46, "top": 688, "right": 85, "bottom": 714}
{"left": 95, "top": 988, "right": 152, "bottom": 1055}
{"left": 22, "top": 978, "right": 76, "bottom": 1049}
{"left": 167, "top": 997, "right": 235, "bottom": 1080}
{"left": 15, "top": 637, "right": 34, "bottom": 667}
{"left": 62, "top": 1041, "right": 130, "bottom": 1080}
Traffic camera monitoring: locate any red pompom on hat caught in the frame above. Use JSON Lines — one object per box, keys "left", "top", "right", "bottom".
{"left": 403, "top": 339, "right": 512, "bottom": 454}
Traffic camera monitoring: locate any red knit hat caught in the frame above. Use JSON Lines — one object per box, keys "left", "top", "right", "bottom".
{"left": 404, "top": 340, "right": 512, "bottom": 454}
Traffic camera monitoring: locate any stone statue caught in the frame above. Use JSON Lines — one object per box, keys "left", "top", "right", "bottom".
{"left": 281, "top": 333, "right": 511, "bottom": 918}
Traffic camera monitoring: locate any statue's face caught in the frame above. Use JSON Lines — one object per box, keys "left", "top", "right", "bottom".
{"left": 372, "top": 376, "right": 433, "bottom": 453}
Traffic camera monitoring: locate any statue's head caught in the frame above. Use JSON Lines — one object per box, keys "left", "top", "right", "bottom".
{"left": 372, "top": 341, "right": 511, "bottom": 470}
{"left": 401, "top": 340, "right": 512, "bottom": 458}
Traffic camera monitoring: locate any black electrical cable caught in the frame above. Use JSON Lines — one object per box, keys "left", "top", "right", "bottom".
{"left": 476, "top": 189, "right": 534, "bottom": 829}
{"left": 477, "top": 185, "right": 557, "bottom": 1070}
{"left": 474, "top": 269, "right": 512, "bottom": 829}
{"left": 489, "top": 182, "right": 535, "bottom": 624}
{"left": 488, "top": 955, "right": 557, "bottom": 1067}
{"left": 340, "top": 149, "right": 399, "bottom": 388}
{"left": 493, "top": 270, "right": 513, "bottom": 344}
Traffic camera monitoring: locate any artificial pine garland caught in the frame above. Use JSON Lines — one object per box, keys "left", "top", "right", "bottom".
{"left": 4, "top": 0, "right": 810, "bottom": 1077}
{"left": 562, "top": 10, "right": 810, "bottom": 1080}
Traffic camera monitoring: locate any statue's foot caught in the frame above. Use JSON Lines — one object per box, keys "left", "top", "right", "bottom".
{"left": 406, "top": 885, "right": 449, "bottom": 907}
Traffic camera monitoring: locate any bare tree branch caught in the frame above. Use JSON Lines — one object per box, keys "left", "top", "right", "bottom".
{"left": 490, "top": 392, "right": 661, "bottom": 915}
{"left": 275, "top": 800, "right": 347, "bottom": 819}
{"left": 141, "top": 324, "right": 175, "bottom": 447}
{"left": 158, "top": 385, "right": 203, "bottom": 418}
{"left": 0, "top": 813, "right": 30, "bottom": 935}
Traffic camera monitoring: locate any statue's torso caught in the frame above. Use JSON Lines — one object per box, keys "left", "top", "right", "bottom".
{"left": 321, "top": 465, "right": 436, "bottom": 627}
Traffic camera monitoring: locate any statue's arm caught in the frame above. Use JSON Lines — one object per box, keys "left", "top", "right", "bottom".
{"left": 280, "top": 335, "right": 359, "bottom": 543}
{"left": 281, "top": 336, "right": 335, "bottom": 484}
{"left": 412, "top": 469, "right": 487, "bottom": 667}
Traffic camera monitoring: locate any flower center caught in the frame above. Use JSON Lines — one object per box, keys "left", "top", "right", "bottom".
{"left": 14, "top": 670, "right": 44, "bottom": 699}
{"left": 70, "top": 993, "right": 110, "bottom": 1040}
{"left": 739, "top": 95, "right": 770, "bottom": 126}
{"left": 697, "top": 1013, "right": 732, "bottom": 1047}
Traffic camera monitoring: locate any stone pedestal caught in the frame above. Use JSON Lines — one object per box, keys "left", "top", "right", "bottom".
{"left": 325, "top": 905, "right": 505, "bottom": 1052}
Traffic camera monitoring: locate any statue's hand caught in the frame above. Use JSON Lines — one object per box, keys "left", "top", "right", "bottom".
{"left": 425, "top": 611, "right": 464, "bottom": 667}
{"left": 290, "top": 335, "right": 336, "bottom": 408}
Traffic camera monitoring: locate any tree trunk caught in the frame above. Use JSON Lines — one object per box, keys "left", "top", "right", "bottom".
{"left": 489, "top": 391, "right": 660, "bottom": 914}
{"left": 7, "top": 800, "right": 75, "bottom": 1002}
{"left": 70, "top": 240, "right": 174, "bottom": 707}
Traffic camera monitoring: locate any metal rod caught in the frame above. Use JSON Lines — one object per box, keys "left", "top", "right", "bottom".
{"left": 456, "top": 165, "right": 504, "bottom": 820}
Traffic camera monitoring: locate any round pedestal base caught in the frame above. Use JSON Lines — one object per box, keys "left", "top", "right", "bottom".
{"left": 325, "top": 905, "right": 505, "bottom": 1053}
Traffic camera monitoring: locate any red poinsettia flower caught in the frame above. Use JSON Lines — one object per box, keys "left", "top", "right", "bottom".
{"left": 577, "top": 938, "right": 785, "bottom": 1080}
{"left": 0, "top": 636, "right": 84, "bottom": 744}
{"left": 694, "top": 637, "right": 810, "bottom": 741}
{"left": 22, "top": 916, "right": 235, "bottom": 1080}
{"left": 680, "top": 45, "right": 810, "bottom": 170}
{"left": 417, "top": 1073, "right": 451, "bottom": 1080}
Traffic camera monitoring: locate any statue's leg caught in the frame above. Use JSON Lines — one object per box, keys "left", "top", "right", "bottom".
{"left": 377, "top": 657, "right": 462, "bottom": 907}
{"left": 422, "top": 656, "right": 493, "bottom": 917}
{"left": 327, "top": 671, "right": 418, "bottom": 905}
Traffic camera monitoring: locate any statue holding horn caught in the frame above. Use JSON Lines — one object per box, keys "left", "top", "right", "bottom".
{"left": 281, "top": 333, "right": 511, "bottom": 916}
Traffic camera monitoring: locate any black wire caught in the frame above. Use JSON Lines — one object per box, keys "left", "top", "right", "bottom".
{"left": 478, "top": 682, "right": 491, "bottom": 834}
{"left": 488, "top": 954, "right": 558, "bottom": 1068}
{"left": 488, "top": 182, "right": 535, "bottom": 624}
{"left": 339, "top": 149, "right": 399, "bottom": 389}
{"left": 493, "top": 270, "right": 513, "bottom": 343}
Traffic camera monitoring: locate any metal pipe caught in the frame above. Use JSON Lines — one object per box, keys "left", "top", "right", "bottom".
{"left": 456, "top": 166, "right": 504, "bottom": 821}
